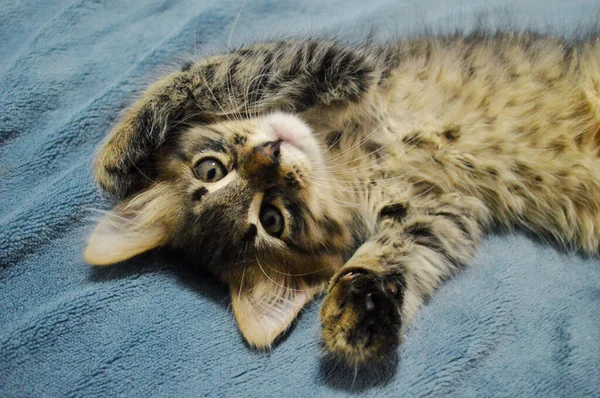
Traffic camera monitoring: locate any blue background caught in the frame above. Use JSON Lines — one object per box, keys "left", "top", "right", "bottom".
{"left": 1, "top": 0, "right": 599, "bottom": 396}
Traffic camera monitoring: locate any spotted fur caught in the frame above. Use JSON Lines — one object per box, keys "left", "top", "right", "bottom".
{"left": 88, "top": 31, "right": 600, "bottom": 365}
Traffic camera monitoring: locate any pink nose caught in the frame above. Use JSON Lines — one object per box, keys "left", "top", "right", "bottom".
{"left": 258, "top": 139, "right": 282, "bottom": 161}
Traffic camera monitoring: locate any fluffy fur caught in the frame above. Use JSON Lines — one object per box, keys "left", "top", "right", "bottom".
{"left": 87, "top": 32, "right": 600, "bottom": 365}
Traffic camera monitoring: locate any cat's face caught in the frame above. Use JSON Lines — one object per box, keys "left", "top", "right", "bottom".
{"left": 86, "top": 113, "right": 354, "bottom": 348}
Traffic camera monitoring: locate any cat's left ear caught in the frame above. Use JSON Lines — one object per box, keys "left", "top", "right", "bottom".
{"left": 230, "top": 274, "right": 325, "bottom": 348}
{"left": 85, "top": 183, "right": 177, "bottom": 265}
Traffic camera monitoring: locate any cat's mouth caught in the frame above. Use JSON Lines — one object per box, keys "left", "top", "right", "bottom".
{"left": 272, "top": 124, "right": 303, "bottom": 151}
{"left": 270, "top": 125, "right": 307, "bottom": 155}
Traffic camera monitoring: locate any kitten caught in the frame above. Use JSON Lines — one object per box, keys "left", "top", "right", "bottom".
{"left": 85, "top": 32, "right": 600, "bottom": 365}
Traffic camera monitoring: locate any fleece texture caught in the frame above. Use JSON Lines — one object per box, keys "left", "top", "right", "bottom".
{"left": 1, "top": 0, "right": 599, "bottom": 396}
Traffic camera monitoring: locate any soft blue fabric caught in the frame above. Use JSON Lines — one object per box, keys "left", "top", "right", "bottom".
{"left": 1, "top": 0, "right": 599, "bottom": 396}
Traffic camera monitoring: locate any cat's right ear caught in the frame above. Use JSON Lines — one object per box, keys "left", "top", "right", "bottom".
{"left": 85, "top": 183, "right": 177, "bottom": 265}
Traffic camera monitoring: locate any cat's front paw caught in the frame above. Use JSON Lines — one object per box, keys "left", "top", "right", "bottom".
{"left": 94, "top": 128, "right": 151, "bottom": 199}
{"left": 320, "top": 267, "right": 405, "bottom": 365}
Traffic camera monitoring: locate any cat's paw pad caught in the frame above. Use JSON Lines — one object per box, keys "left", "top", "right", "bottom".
{"left": 320, "top": 267, "right": 405, "bottom": 364}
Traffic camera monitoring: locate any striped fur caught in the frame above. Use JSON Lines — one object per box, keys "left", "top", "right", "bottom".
{"left": 88, "top": 31, "right": 600, "bottom": 365}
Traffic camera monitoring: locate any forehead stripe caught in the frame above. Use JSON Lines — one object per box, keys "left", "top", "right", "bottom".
{"left": 188, "top": 136, "right": 230, "bottom": 157}
{"left": 202, "top": 138, "right": 228, "bottom": 153}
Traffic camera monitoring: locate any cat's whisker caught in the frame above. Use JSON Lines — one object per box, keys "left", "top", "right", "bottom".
{"left": 132, "top": 163, "right": 159, "bottom": 185}
{"left": 260, "top": 260, "right": 335, "bottom": 277}
{"left": 325, "top": 135, "right": 392, "bottom": 168}
{"left": 198, "top": 69, "right": 236, "bottom": 124}
{"left": 307, "top": 167, "right": 446, "bottom": 208}
{"left": 237, "top": 240, "right": 251, "bottom": 298}
{"left": 227, "top": 58, "right": 264, "bottom": 124}
{"left": 322, "top": 121, "right": 384, "bottom": 163}
{"left": 310, "top": 167, "right": 445, "bottom": 186}
{"left": 315, "top": 198, "right": 364, "bottom": 208}
{"left": 325, "top": 147, "right": 396, "bottom": 172}
{"left": 318, "top": 150, "right": 395, "bottom": 179}
{"left": 239, "top": 71, "right": 272, "bottom": 113}
{"left": 320, "top": 132, "right": 427, "bottom": 176}
{"left": 224, "top": 66, "right": 243, "bottom": 125}
{"left": 398, "top": 178, "right": 440, "bottom": 202}
{"left": 303, "top": 188, "right": 366, "bottom": 208}
{"left": 255, "top": 257, "right": 312, "bottom": 293}
{"left": 236, "top": 69, "right": 251, "bottom": 121}
{"left": 303, "top": 185, "right": 365, "bottom": 206}
{"left": 322, "top": 133, "right": 377, "bottom": 165}
{"left": 226, "top": 0, "right": 247, "bottom": 49}
{"left": 318, "top": 152, "right": 401, "bottom": 181}
{"left": 242, "top": 70, "right": 269, "bottom": 120}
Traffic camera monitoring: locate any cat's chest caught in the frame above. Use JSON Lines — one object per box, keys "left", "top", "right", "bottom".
{"left": 310, "top": 99, "right": 472, "bottom": 215}
{"left": 317, "top": 116, "right": 448, "bottom": 181}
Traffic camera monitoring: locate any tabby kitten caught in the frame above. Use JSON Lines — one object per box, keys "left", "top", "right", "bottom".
{"left": 86, "top": 32, "right": 600, "bottom": 365}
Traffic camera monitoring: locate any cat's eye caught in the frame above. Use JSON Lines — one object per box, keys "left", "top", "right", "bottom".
{"left": 260, "top": 205, "right": 284, "bottom": 237}
{"left": 194, "top": 158, "right": 227, "bottom": 183}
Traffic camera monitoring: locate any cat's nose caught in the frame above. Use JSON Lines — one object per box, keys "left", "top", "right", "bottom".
{"left": 240, "top": 139, "right": 283, "bottom": 190}
{"left": 257, "top": 139, "right": 282, "bottom": 162}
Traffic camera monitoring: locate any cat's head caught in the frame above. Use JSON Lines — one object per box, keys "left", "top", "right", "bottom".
{"left": 86, "top": 112, "right": 356, "bottom": 348}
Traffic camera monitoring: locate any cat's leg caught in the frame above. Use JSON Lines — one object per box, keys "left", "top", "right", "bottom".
{"left": 96, "top": 41, "right": 382, "bottom": 198}
{"left": 320, "top": 193, "right": 491, "bottom": 364}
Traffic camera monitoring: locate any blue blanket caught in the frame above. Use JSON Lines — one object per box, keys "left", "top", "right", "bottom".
{"left": 1, "top": 0, "right": 599, "bottom": 396}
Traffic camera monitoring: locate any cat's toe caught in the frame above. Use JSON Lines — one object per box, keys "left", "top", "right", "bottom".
{"left": 320, "top": 267, "right": 405, "bottom": 365}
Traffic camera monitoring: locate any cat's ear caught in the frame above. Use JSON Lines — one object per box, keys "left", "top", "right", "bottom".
{"left": 85, "top": 184, "right": 177, "bottom": 265}
{"left": 230, "top": 274, "right": 325, "bottom": 348}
